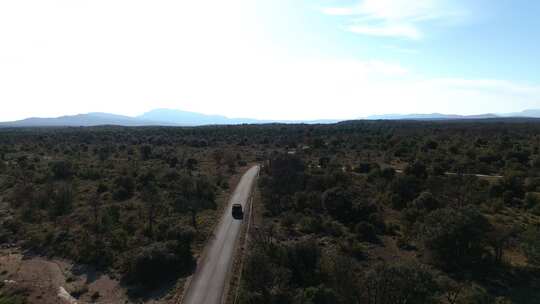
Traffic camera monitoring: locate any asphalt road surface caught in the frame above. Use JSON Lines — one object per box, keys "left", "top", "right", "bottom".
{"left": 182, "top": 165, "right": 260, "bottom": 304}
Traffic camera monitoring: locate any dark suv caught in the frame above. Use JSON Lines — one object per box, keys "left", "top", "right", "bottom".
{"left": 232, "top": 203, "right": 244, "bottom": 220}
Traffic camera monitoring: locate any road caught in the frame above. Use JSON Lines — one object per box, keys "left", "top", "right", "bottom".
{"left": 393, "top": 169, "right": 503, "bottom": 179}
{"left": 182, "top": 165, "right": 259, "bottom": 304}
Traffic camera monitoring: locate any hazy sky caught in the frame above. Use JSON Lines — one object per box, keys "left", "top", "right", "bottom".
{"left": 1, "top": 0, "right": 540, "bottom": 121}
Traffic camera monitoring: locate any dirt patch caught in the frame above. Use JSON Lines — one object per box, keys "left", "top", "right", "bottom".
{"left": 0, "top": 248, "right": 128, "bottom": 303}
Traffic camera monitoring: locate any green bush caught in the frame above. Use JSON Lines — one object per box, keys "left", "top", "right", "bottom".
{"left": 50, "top": 160, "right": 74, "bottom": 179}
{"left": 360, "top": 262, "right": 438, "bottom": 304}
{"left": 128, "top": 241, "right": 195, "bottom": 286}
{"left": 0, "top": 294, "right": 25, "bottom": 304}
{"left": 51, "top": 182, "right": 74, "bottom": 216}
{"left": 522, "top": 226, "right": 540, "bottom": 267}
{"left": 112, "top": 176, "right": 134, "bottom": 201}
{"left": 302, "top": 285, "right": 338, "bottom": 304}
{"left": 355, "top": 221, "right": 379, "bottom": 243}
{"left": 420, "top": 206, "right": 491, "bottom": 268}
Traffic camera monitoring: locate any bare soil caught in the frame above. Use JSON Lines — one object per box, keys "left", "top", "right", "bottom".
{"left": 0, "top": 248, "right": 128, "bottom": 304}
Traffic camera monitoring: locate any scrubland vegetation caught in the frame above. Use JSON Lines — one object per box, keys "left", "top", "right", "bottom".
{"left": 0, "top": 127, "right": 253, "bottom": 301}
{"left": 1, "top": 120, "right": 540, "bottom": 303}
{"left": 236, "top": 121, "right": 540, "bottom": 304}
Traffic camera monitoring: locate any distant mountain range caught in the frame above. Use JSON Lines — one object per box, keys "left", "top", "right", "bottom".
{"left": 366, "top": 113, "right": 500, "bottom": 120}
{"left": 0, "top": 112, "right": 162, "bottom": 127}
{"left": 504, "top": 109, "right": 540, "bottom": 118}
{"left": 366, "top": 109, "right": 540, "bottom": 120}
{"left": 1, "top": 108, "right": 540, "bottom": 127}
{"left": 0, "top": 109, "right": 339, "bottom": 127}
{"left": 137, "top": 109, "right": 262, "bottom": 125}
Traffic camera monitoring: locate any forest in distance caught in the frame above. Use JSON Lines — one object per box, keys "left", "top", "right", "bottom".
{"left": 0, "top": 120, "right": 540, "bottom": 303}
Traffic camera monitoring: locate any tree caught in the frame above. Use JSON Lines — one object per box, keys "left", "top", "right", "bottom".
{"left": 322, "top": 254, "right": 360, "bottom": 304}
{"left": 140, "top": 145, "right": 152, "bottom": 161}
{"left": 355, "top": 221, "right": 379, "bottom": 243}
{"left": 389, "top": 175, "right": 421, "bottom": 210}
{"left": 141, "top": 183, "right": 162, "bottom": 237}
{"left": 51, "top": 160, "right": 74, "bottom": 179}
{"left": 174, "top": 176, "right": 216, "bottom": 228}
{"left": 411, "top": 191, "right": 440, "bottom": 211}
{"left": 487, "top": 223, "right": 515, "bottom": 265}
{"left": 242, "top": 248, "right": 275, "bottom": 298}
{"left": 437, "top": 276, "right": 464, "bottom": 304}
{"left": 113, "top": 176, "right": 135, "bottom": 201}
{"left": 360, "top": 262, "right": 438, "bottom": 304}
{"left": 186, "top": 158, "right": 198, "bottom": 172}
{"left": 404, "top": 161, "right": 428, "bottom": 179}
{"left": 89, "top": 192, "right": 102, "bottom": 259}
{"left": 225, "top": 152, "right": 237, "bottom": 174}
{"left": 319, "top": 156, "right": 331, "bottom": 168}
{"left": 267, "top": 154, "right": 305, "bottom": 196}
{"left": 302, "top": 285, "right": 338, "bottom": 304}
{"left": 97, "top": 146, "right": 111, "bottom": 161}
{"left": 212, "top": 149, "right": 224, "bottom": 168}
{"left": 168, "top": 156, "right": 179, "bottom": 168}
{"left": 420, "top": 206, "right": 491, "bottom": 268}
{"left": 52, "top": 182, "right": 74, "bottom": 216}
{"left": 286, "top": 240, "right": 321, "bottom": 287}
{"left": 323, "top": 187, "right": 353, "bottom": 224}
{"left": 522, "top": 225, "right": 540, "bottom": 267}
{"left": 129, "top": 242, "right": 195, "bottom": 287}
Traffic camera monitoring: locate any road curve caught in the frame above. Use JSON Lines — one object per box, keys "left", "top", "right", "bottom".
{"left": 182, "top": 165, "right": 260, "bottom": 304}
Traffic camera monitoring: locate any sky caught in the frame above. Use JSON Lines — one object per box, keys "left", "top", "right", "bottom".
{"left": 1, "top": 0, "right": 540, "bottom": 121}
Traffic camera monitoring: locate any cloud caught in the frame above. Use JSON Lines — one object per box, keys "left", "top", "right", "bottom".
{"left": 0, "top": 0, "right": 537, "bottom": 121}
{"left": 384, "top": 45, "right": 420, "bottom": 54}
{"left": 226, "top": 57, "right": 540, "bottom": 119}
{"left": 348, "top": 23, "right": 421, "bottom": 40}
{"left": 321, "top": 0, "right": 468, "bottom": 39}
{"left": 421, "top": 79, "right": 540, "bottom": 102}
{"left": 320, "top": 7, "right": 356, "bottom": 16}
{"left": 177, "top": 57, "right": 539, "bottom": 120}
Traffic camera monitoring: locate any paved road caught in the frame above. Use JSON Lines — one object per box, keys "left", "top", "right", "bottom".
{"left": 182, "top": 165, "right": 259, "bottom": 304}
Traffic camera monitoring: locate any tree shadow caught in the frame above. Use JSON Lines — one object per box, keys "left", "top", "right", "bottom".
{"left": 473, "top": 263, "right": 540, "bottom": 303}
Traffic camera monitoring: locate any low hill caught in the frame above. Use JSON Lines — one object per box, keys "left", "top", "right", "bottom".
{"left": 0, "top": 113, "right": 161, "bottom": 127}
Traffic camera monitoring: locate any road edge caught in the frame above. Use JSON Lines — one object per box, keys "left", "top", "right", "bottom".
{"left": 174, "top": 165, "right": 258, "bottom": 304}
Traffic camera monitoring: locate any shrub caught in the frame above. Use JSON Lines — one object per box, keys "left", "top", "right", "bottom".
{"left": 322, "top": 187, "right": 354, "bottom": 224}
{"left": 355, "top": 163, "right": 378, "bottom": 174}
{"left": 129, "top": 241, "right": 195, "bottom": 286}
{"left": 52, "top": 182, "right": 74, "bottom": 216}
{"left": 302, "top": 285, "right": 338, "bottom": 304}
{"left": 389, "top": 176, "right": 421, "bottom": 210}
{"left": 412, "top": 191, "right": 440, "bottom": 211}
{"left": 522, "top": 226, "right": 540, "bottom": 267}
{"left": 420, "top": 206, "right": 491, "bottom": 268}
{"left": 299, "top": 216, "right": 322, "bottom": 234}
{"left": 140, "top": 145, "right": 152, "bottom": 161}
{"left": 50, "top": 160, "right": 74, "bottom": 179}
{"left": 285, "top": 240, "right": 321, "bottom": 287}
{"left": 112, "top": 176, "right": 134, "bottom": 201}
{"left": 360, "top": 262, "right": 438, "bottom": 304}
{"left": 405, "top": 161, "right": 428, "bottom": 179}
{"left": 355, "top": 221, "right": 379, "bottom": 243}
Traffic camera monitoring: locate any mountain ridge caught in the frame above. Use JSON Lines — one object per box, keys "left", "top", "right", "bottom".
{"left": 365, "top": 113, "right": 499, "bottom": 120}
{"left": 0, "top": 113, "right": 162, "bottom": 127}
{"left": 2, "top": 108, "right": 540, "bottom": 127}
